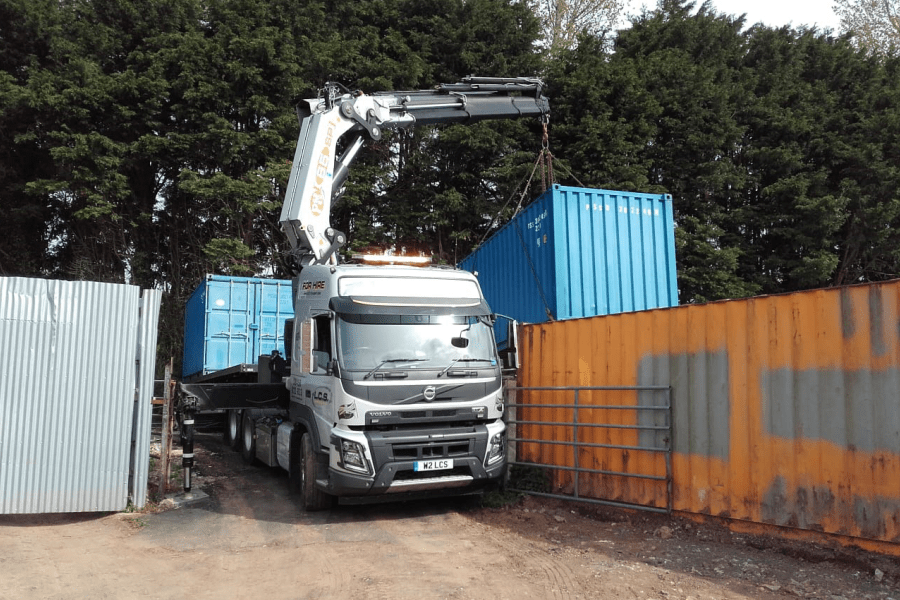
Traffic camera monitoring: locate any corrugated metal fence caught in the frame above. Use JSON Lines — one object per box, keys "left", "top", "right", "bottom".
{"left": 0, "top": 277, "right": 161, "bottom": 513}
{"left": 518, "top": 280, "right": 900, "bottom": 545}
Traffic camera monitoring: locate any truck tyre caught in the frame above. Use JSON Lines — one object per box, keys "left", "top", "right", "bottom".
{"left": 240, "top": 411, "right": 256, "bottom": 465}
{"left": 293, "top": 432, "right": 332, "bottom": 511}
{"left": 223, "top": 410, "right": 242, "bottom": 451}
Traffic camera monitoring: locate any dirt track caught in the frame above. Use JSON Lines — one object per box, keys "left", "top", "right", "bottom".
{"left": 0, "top": 432, "right": 897, "bottom": 600}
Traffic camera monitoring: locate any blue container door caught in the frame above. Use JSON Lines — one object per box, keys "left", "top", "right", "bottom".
{"left": 552, "top": 186, "right": 677, "bottom": 320}
{"left": 255, "top": 279, "right": 293, "bottom": 358}
{"left": 205, "top": 278, "right": 255, "bottom": 371}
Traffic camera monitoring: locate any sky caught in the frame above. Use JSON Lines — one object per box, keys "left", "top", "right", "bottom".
{"left": 623, "top": 0, "right": 843, "bottom": 31}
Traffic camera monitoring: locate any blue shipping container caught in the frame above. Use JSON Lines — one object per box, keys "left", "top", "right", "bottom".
{"left": 458, "top": 185, "right": 677, "bottom": 334}
{"left": 182, "top": 275, "right": 294, "bottom": 380}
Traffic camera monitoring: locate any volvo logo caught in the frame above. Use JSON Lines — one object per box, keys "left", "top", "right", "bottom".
{"left": 423, "top": 386, "right": 436, "bottom": 401}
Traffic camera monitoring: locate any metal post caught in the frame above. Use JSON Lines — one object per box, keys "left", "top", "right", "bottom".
{"left": 665, "top": 387, "right": 673, "bottom": 513}
{"left": 573, "top": 389, "right": 580, "bottom": 499}
{"left": 159, "top": 360, "right": 173, "bottom": 495}
{"left": 182, "top": 401, "right": 195, "bottom": 496}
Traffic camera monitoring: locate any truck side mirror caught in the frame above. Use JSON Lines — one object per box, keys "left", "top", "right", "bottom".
{"left": 451, "top": 336, "right": 469, "bottom": 348}
{"left": 284, "top": 318, "right": 294, "bottom": 362}
{"left": 506, "top": 320, "right": 519, "bottom": 370}
{"left": 312, "top": 350, "right": 330, "bottom": 373}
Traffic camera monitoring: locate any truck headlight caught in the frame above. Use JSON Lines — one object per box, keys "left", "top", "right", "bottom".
{"left": 485, "top": 432, "right": 505, "bottom": 466}
{"left": 340, "top": 439, "right": 370, "bottom": 474}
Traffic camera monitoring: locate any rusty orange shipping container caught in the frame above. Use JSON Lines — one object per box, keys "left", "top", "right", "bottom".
{"left": 517, "top": 280, "right": 900, "bottom": 545}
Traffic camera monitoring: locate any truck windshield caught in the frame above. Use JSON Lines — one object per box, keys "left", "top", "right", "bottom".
{"left": 336, "top": 314, "right": 496, "bottom": 372}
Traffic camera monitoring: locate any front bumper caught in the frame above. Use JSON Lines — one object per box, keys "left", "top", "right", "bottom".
{"left": 326, "top": 422, "right": 507, "bottom": 499}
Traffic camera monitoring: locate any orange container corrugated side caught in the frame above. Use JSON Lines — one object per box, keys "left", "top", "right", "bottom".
{"left": 517, "top": 280, "right": 900, "bottom": 544}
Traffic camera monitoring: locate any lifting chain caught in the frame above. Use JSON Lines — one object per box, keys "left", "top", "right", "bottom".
{"left": 539, "top": 118, "right": 555, "bottom": 192}
{"left": 477, "top": 114, "right": 555, "bottom": 250}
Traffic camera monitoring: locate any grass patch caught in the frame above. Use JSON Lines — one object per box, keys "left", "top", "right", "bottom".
{"left": 507, "top": 464, "right": 550, "bottom": 493}
{"left": 481, "top": 488, "right": 522, "bottom": 508}
{"left": 480, "top": 464, "right": 551, "bottom": 508}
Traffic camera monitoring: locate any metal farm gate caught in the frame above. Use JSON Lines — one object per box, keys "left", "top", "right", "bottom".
{"left": 509, "top": 385, "right": 673, "bottom": 513}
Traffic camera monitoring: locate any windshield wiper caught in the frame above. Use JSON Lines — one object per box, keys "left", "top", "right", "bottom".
{"left": 364, "top": 358, "right": 426, "bottom": 380}
{"left": 437, "top": 357, "right": 487, "bottom": 378}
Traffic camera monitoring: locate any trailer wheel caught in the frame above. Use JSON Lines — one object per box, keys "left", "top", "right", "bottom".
{"left": 292, "top": 432, "right": 332, "bottom": 511}
{"left": 223, "top": 410, "right": 242, "bottom": 451}
{"left": 240, "top": 411, "right": 256, "bottom": 465}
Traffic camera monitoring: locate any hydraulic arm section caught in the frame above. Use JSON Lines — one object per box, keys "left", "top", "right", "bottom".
{"left": 278, "top": 76, "right": 550, "bottom": 268}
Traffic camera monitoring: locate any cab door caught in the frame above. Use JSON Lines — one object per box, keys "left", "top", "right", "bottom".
{"left": 294, "top": 313, "right": 336, "bottom": 427}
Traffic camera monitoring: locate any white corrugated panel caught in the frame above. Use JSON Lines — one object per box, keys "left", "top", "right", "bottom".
{"left": 129, "top": 289, "right": 162, "bottom": 509}
{"left": 0, "top": 277, "right": 158, "bottom": 513}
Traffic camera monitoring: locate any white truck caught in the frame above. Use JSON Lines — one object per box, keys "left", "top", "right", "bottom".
{"left": 178, "top": 77, "right": 549, "bottom": 510}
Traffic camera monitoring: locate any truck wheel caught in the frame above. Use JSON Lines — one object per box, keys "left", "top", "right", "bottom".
{"left": 223, "top": 410, "right": 242, "bottom": 451}
{"left": 240, "top": 411, "right": 256, "bottom": 465}
{"left": 292, "top": 432, "right": 332, "bottom": 511}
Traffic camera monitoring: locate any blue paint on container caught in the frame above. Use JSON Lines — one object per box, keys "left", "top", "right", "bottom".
{"left": 183, "top": 275, "right": 294, "bottom": 379}
{"left": 459, "top": 185, "right": 678, "bottom": 342}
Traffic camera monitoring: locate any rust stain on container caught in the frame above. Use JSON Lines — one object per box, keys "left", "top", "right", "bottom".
{"left": 518, "top": 280, "right": 900, "bottom": 545}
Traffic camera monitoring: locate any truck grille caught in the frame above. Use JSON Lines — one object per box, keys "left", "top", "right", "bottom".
{"left": 391, "top": 440, "right": 471, "bottom": 461}
{"left": 365, "top": 424, "right": 489, "bottom": 474}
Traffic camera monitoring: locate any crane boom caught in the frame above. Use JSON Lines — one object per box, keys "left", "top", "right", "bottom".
{"left": 279, "top": 76, "right": 550, "bottom": 267}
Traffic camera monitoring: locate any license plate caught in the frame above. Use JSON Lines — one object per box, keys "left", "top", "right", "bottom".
{"left": 414, "top": 459, "right": 453, "bottom": 472}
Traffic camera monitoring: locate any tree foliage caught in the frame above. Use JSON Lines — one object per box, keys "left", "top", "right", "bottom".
{"left": 0, "top": 0, "right": 546, "bottom": 371}
{"left": 529, "top": 0, "right": 624, "bottom": 55}
{"left": 2, "top": 0, "right": 900, "bottom": 372}
{"left": 835, "top": 0, "right": 900, "bottom": 55}
{"left": 548, "top": 0, "right": 900, "bottom": 301}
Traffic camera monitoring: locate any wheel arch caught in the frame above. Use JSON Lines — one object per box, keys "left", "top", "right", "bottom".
{"left": 287, "top": 403, "right": 325, "bottom": 452}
